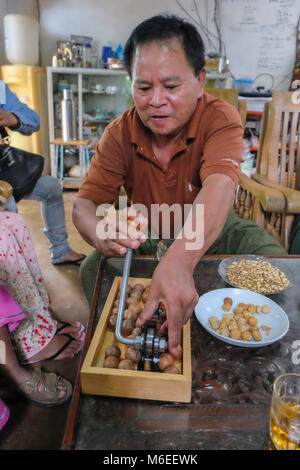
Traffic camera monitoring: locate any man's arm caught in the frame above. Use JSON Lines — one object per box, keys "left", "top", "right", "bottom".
{"left": 137, "top": 173, "right": 236, "bottom": 357}
{"left": 0, "top": 81, "right": 40, "bottom": 135}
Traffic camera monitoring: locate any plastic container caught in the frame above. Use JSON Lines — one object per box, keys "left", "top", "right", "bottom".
{"left": 235, "top": 78, "right": 254, "bottom": 94}
{"left": 82, "top": 44, "right": 92, "bottom": 68}
{"left": 4, "top": 14, "right": 39, "bottom": 66}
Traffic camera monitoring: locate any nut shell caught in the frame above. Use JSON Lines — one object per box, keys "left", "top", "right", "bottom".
{"left": 118, "top": 359, "right": 134, "bottom": 370}
{"left": 163, "top": 365, "right": 179, "bottom": 374}
{"left": 121, "top": 318, "right": 135, "bottom": 337}
{"left": 107, "top": 314, "right": 117, "bottom": 329}
{"left": 104, "top": 345, "right": 121, "bottom": 359}
{"left": 103, "top": 355, "right": 120, "bottom": 368}
{"left": 128, "top": 302, "right": 142, "bottom": 315}
{"left": 125, "top": 347, "right": 141, "bottom": 363}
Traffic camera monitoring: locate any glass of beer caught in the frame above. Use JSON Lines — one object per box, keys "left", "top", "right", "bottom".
{"left": 156, "top": 240, "right": 174, "bottom": 261}
{"left": 270, "top": 373, "right": 300, "bottom": 450}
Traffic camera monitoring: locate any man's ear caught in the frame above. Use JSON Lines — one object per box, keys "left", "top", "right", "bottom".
{"left": 197, "top": 68, "right": 207, "bottom": 98}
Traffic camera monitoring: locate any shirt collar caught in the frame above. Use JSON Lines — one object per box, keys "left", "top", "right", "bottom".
{"left": 130, "top": 96, "right": 206, "bottom": 152}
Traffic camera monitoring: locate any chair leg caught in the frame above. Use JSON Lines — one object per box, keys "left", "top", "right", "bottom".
{"left": 82, "top": 146, "right": 86, "bottom": 175}
{"left": 85, "top": 147, "right": 90, "bottom": 169}
{"left": 55, "top": 145, "right": 59, "bottom": 178}
{"left": 60, "top": 145, "right": 64, "bottom": 188}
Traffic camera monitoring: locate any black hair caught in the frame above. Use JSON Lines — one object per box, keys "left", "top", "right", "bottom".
{"left": 124, "top": 14, "right": 205, "bottom": 78}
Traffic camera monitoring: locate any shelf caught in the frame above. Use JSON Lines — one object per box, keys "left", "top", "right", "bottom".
{"left": 47, "top": 67, "right": 129, "bottom": 180}
{"left": 47, "top": 66, "right": 128, "bottom": 76}
{"left": 205, "top": 72, "right": 231, "bottom": 80}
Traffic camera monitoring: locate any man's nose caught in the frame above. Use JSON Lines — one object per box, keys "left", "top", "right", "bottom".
{"left": 149, "top": 87, "right": 166, "bottom": 107}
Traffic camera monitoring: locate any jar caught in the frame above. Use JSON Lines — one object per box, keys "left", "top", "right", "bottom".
{"left": 82, "top": 43, "right": 92, "bottom": 68}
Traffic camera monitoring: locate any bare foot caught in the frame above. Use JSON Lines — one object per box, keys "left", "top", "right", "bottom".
{"left": 25, "top": 333, "right": 83, "bottom": 363}
{"left": 56, "top": 321, "right": 85, "bottom": 341}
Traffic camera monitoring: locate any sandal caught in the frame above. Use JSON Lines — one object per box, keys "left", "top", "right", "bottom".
{"left": 56, "top": 321, "right": 85, "bottom": 338}
{"left": 52, "top": 254, "right": 86, "bottom": 266}
{"left": 20, "top": 333, "right": 82, "bottom": 366}
{"left": 20, "top": 368, "right": 73, "bottom": 407}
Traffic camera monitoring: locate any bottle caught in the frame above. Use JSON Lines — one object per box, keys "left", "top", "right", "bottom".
{"left": 61, "top": 89, "right": 77, "bottom": 141}
{"left": 82, "top": 43, "right": 92, "bottom": 68}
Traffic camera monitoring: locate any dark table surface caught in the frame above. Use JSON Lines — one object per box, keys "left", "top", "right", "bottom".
{"left": 63, "top": 256, "right": 300, "bottom": 451}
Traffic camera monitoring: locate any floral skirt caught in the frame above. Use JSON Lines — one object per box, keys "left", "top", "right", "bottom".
{"left": 0, "top": 212, "right": 56, "bottom": 361}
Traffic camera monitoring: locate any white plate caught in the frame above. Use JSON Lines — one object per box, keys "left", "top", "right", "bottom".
{"left": 218, "top": 255, "right": 294, "bottom": 294}
{"left": 194, "top": 288, "right": 289, "bottom": 347}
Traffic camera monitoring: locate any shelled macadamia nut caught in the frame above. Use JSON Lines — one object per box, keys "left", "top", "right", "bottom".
{"left": 158, "top": 353, "right": 174, "bottom": 371}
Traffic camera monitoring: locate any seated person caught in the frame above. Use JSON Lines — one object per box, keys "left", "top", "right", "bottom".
{"left": 73, "top": 15, "right": 287, "bottom": 358}
{"left": 0, "top": 210, "right": 85, "bottom": 365}
{"left": 0, "top": 283, "right": 73, "bottom": 407}
{"left": 0, "top": 79, "right": 85, "bottom": 266}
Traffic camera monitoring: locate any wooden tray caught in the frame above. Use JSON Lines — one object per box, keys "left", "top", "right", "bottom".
{"left": 80, "top": 277, "right": 192, "bottom": 402}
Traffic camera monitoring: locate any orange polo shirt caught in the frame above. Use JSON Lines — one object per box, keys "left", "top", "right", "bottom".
{"left": 78, "top": 92, "right": 243, "bottom": 234}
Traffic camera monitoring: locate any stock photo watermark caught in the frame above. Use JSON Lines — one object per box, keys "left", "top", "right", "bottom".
{"left": 95, "top": 196, "right": 205, "bottom": 251}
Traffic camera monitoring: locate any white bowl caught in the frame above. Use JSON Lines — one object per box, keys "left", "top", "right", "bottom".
{"left": 194, "top": 288, "right": 289, "bottom": 348}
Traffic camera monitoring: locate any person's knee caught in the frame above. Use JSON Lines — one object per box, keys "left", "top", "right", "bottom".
{"left": 45, "top": 177, "right": 63, "bottom": 201}
{"left": 36, "top": 175, "right": 63, "bottom": 202}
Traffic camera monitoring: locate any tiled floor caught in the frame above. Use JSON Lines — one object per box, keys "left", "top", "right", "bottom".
{"left": 0, "top": 190, "right": 93, "bottom": 450}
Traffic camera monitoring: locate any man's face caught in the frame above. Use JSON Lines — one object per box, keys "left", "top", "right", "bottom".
{"left": 131, "top": 38, "right": 206, "bottom": 139}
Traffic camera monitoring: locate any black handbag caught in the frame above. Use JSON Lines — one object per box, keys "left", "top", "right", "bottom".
{"left": 0, "top": 126, "right": 44, "bottom": 202}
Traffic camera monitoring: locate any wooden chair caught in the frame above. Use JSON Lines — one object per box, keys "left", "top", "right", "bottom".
{"left": 205, "top": 88, "right": 247, "bottom": 128}
{"left": 0, "top": 180, "right": 13, "bottom": 211}
{"left": 235, "top": 91, "right": 300, "bottom": 251}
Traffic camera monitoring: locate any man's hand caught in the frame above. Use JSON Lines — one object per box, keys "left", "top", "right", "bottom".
{"left": 73, "top": 197, "right": 148, "bottom": 256}
{"left": 0, "top": 109, "right": 19, "bottom": 129}
{"left": 136, "top": 174, "right": 236, "bottom": 358}
{"left": 95, "top": 205, "right": 148, "bottom": 256}
{"left": 136, "top": 252, "right": 198, "bottom": 358}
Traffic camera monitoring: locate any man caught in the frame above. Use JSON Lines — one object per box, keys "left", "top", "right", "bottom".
{"left": 0, "top": 79, "right": 85, "bottom": 265}
{"left": 73, "top": 15, "right": 287, "bottom": 357}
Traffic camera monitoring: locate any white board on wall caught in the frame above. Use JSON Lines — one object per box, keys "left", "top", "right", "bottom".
{"left": 220, "top": 0, "right": 300, "bottom": 90}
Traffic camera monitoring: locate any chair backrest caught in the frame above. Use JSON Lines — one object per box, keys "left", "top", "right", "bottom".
{"left": 258, "top": 91, "right": 300, "bottom": 190}
{"left": 205, "top": 88, "right": 247, "bottom": 127}
{"left": 205, "top": 87, "right": 239, "bottom": 106}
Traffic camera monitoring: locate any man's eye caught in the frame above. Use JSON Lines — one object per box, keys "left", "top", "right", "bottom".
{"left": 139, "top": 87, "right": 150, "bottom": 92}
{"left": 166, "top": 85, "right": 178, "bottom": 90}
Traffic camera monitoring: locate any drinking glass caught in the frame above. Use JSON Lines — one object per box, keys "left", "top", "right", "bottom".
{"left": 156, "top": 240, "right": 174, "bottom": 261}
{"left": 269, "top": 373, "right": 300, "bottom": 450}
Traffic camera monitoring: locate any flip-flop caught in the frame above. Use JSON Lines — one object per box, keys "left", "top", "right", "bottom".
{"left": 20, "top": 333, "right": 80, "bottom": 365}
{"left": 20, "top": 368, "right": 73, "bottom": 407}
{"left": 44, "top": 333, "right": 75, "bottom": 360}
{"left": 55, "top": 320, "right": 85, "bottom": 336}
{"left": 53, "top": 254, "right": 86, "bottom": 266}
